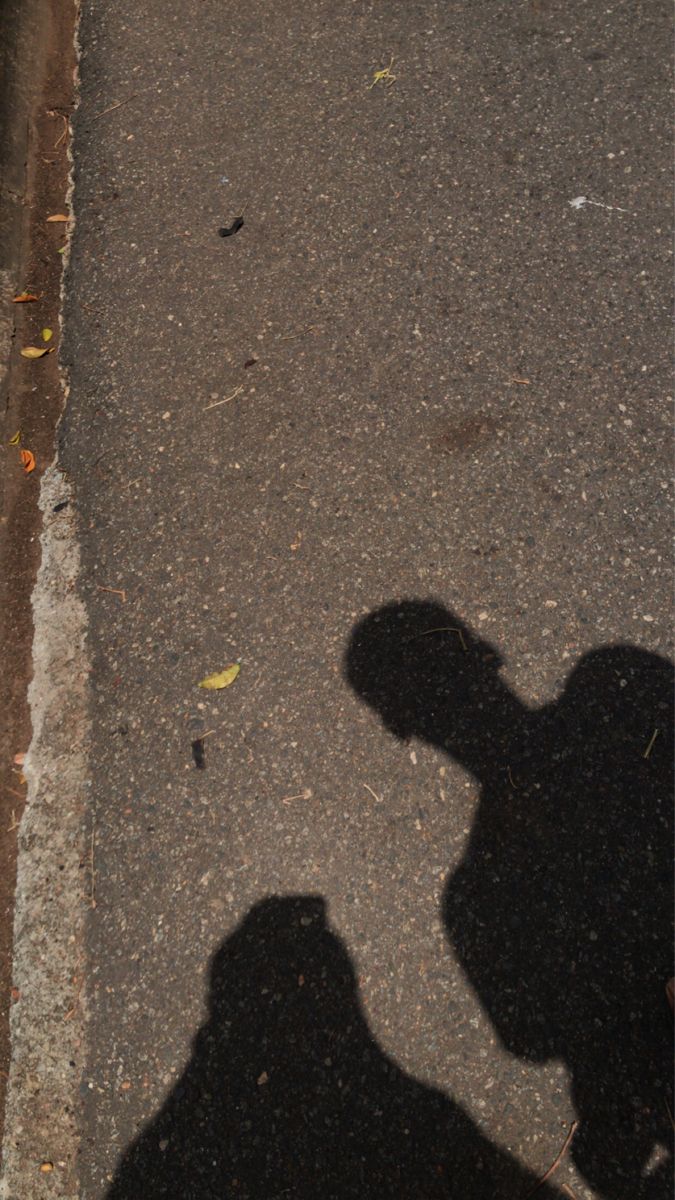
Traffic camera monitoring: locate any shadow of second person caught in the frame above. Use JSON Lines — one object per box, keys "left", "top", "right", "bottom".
{"left": 107, "top": 896, "right": 560, "bottom": 1199}
{"left": 346, "top": 599, "right": 674, "bottom": 1200}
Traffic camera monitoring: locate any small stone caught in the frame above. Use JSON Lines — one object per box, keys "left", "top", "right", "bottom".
{"left": 257, "top": 1071, "right": 269, "bottom": 1086}
{"left": 40, "top": 1162, "right": 54, "bottom": 1173}
{"left": 159, "top": 1139, "right": 169, "bottom": 1152}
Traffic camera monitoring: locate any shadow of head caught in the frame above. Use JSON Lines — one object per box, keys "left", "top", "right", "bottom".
{"left": 205, "top": 894, "right": 355, "bottom": 1041}
{"left": 106, "top": 894, "right": 564, "bottom": 1199}
{"left": 344, "top": 599, "right": 523, "bottom": 769}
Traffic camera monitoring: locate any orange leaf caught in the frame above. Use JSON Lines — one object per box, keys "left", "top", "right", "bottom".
{"left": 12, "top": 292, "right": 39, "bottom": 303}
{"left": 20, "top": 449, "right": 36, "bottom": 474}
{"left": 46, "top": 214, "right": 69, "bottom": 222}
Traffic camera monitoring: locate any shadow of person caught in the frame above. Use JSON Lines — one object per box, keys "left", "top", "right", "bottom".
{"left": 346, "top": 600, "right": 674, "bottom": 1200}
{"left": 107, "top": 895, "right": 561, "bottom": 1199}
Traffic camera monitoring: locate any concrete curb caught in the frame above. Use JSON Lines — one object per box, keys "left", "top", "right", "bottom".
{"left": 0, "top": 467, "right": 89, "bottom": 1200}
{"left": 0, "top": 2, "right": 87, "bottom": 1195}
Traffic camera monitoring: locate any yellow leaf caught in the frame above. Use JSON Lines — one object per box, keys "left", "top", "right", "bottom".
{"left": 12, "top": 292, "right": 39, "bottom": 303}
{"left": 198, "top": 664, "right": 240, "bottom": 690}
{"left": 8, "top": 431, "right": 21, "bottom": 445}
{"left": 21, "top": 346, "right": 49, "bottom": 359}
{"left": 42, "top": 328, "right": 53, "bottom": 342}
{"left": 46, "top": 214, "right": 69, "bottom": 222}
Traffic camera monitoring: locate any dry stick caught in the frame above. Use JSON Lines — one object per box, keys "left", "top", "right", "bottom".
{"left": 408, "top": 626, "right": 468, "bottom": 652}
{"left": 665, "top": 1097, "right": 675, "bottom": 1132}
{"left": 280, "top": 325, "right": 320, "bottom": 341}
{"left": 524, "top": 1120, "right": 579, "bottom": 1198}
{"left": 204, "top": 385, "right": 244, "bottom": 411}
{"left": 63, "top": 973, "right": 84, "bottom": 1022}
{"left": 363, "top": 783, "right": 382, "bottom": 804}
{"left": 53, "top": 113, "right": 69, "bottom": 148}
{"left": 561, "top": 1186, "right": 579, "bottom": 1200}
{"left": 92, "top": 93, "right": 139, "bottom": 121}
{"left": 281, "top": 791, "right": 310, "bottom": 804}
{"left": 97, "top": 585, "right": 127, "bottom": 603}
{"left": 507, "top": 765, "right": 518, "bottom": 790}
{"left": 2, "top": 785, "right": 25, "bottom": 803}
{"left": 643, "top": 728, "right": 659, "bottom": 759}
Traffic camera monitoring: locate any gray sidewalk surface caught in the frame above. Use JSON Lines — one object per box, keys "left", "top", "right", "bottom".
{"left": 2, "top": 1, "right": 673, "bottom": 1197}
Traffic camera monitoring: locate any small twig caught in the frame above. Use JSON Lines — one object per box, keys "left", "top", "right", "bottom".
{"left": 643, "top": 728, "right": 659, "bottom": 759}
{"left": 281, "top": 789, "right": 312, "bottom": 805}
{"left": 665, "top": 1097, "right": 675, "bottom": 1132}
{"left": 561, "top": 1186, "right": 579, "bottom": 1200}
{"left": 50, "top": 112, "right": 69, "bottom": 148}
{"left": 2, "top": 786, "right": 25, "bottom": 803}
{"left": 507, "top": 765, "right": 518, "bottom": 790}
{"left": 204, "top": 385, "right": 244, "bottom": 411}
{"left": 7, "top": 810, "right": 20, "bottom": 833}
{"left": 63, "top": 973, "right": 84, "bottom": 1021}
{"left": 97, "top": 585, "right": 127, "bottom": 603}
{"left": 524, "top": 1120, "right": 579, "bottom": 1198}
{"left": 407, "top": 626, "right": 468, "bottom": 652}
{"left": 363, "top": 783, "right": 382, "bottom": 804}
{"left": 280, "top": 325, "right": 320, "bottom": 341}
{"left": 92, "top": 93, "right": 139, "bottom": 121}
{"left": 509, "top": 377, "right": 531, "bottom": 385}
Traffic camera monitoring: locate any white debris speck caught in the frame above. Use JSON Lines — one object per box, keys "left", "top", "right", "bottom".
{"left": 568, "top": 194, "right": 630, "bottom": 214}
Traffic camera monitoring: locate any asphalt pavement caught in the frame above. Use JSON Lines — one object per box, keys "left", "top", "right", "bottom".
{"left": 2, "top": 1, "right": 673, "bottom": 1197}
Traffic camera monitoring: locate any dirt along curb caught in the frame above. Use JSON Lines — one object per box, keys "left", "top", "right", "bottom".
{"left": 0, "top": 0, "right": 79, "bottom": 1186}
